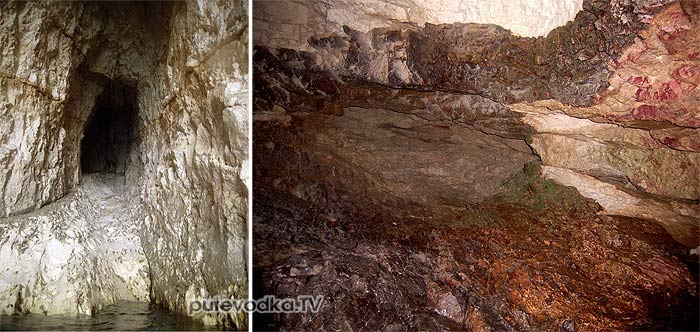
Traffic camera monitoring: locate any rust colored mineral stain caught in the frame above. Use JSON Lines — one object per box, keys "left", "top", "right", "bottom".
{"left": 252, "top": 0, "right": 699, "bottom": 330}
{"left": 253, "top": 152, "right": 699, "bottom": 330}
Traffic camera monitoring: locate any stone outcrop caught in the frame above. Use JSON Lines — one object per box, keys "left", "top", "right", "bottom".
{"left": 0, "top": 1, "right": 248, "bottom": 328}
{"left": 256, "top": 0, "right": 676, "bottom": 106}
{"left": 0, "top": 174, "right": 149, "bottom": 316}
{"left": 507, "top": 2, "right": 700, "bottom": 246}
{"left": 254, "top": 46, "right": 537, "bottom": 207}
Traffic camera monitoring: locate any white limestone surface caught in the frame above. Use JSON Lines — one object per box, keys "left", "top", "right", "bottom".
{"left": 0, "top": 174, "right": 149, "bottom": 316}
{"left": 0, "top": 1, "right": 249, "bottom": 327}
{"left": 254, "top": 0, "right": 583, "bottom": 50}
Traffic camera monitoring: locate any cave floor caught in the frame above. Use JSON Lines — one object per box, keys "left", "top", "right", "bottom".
{"left": 0, "top": 173, "right": 149, "bottom": 315}
{"left": 253, "top": 165, "right": 699, "bottom": 331}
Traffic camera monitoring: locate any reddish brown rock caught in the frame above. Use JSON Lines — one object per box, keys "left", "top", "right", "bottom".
{"left": 253, "top": 160, "right": 699, "bottom": 331}
{"left": 253, "top": 1, "right": 700, "bottom": 331}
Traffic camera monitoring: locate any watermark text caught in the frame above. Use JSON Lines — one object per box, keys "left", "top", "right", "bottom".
{"left": 188, "top": 295, "right": 324, "bottom": 315}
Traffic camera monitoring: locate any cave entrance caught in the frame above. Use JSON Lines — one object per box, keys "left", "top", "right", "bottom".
{"left": 81, "top": 81, "right": 138, "bottom": 175}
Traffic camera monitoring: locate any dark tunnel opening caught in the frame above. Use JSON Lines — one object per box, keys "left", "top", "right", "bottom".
{"left": 81, "top": 81, "right": 138, "bottom": 175}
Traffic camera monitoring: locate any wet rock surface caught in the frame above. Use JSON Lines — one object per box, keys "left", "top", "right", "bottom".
{"left": 0, "top": 301, "right": 219, "bottom": 331}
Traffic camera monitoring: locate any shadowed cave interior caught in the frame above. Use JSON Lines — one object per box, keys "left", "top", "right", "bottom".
{"left": 251, "top": 0, "right": 700, "bottom": 330}
{"left": 81, "top": 81, "right": 138, "bottom": 176}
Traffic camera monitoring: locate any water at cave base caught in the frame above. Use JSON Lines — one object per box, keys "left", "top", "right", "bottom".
{"left": 0, "top": 301, "right": 219, "bottom": 331}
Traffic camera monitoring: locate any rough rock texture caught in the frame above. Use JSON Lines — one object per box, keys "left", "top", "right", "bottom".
{"left": 0, "top": 1, "right": 248, "bottom": 328}
{"left": 516, "top": 101, "right": 700, "bottom": 201}
{"left": 256, "top": 106, "right": 534, "bottom": 207}
{"left": 137, "top": 2, "right": 249, "bottom": 327}
{"left": 254, "top": 0, "right": 699, "bottom": 246}
{"left": 253, "top": 161, "right": 699, "bottom": 331}
{"left": 0, "top": 174, "right": 148, "bottom": 316}
{"left": 254, "top": 45, "right": 536, "bottom": 206}
{"left": 541, "top": 166, "right": 699, "bottom": 247}
{"left": 253, "top": 0, "right": 583, "bottom": 50}
{"left": 512, "top": 100, "right": 700, "bottom": 246}
{"left": 254, "top": 0, "right": 699, "bottom": 330}
{"left": 255, "top": 0, "right": 675, "bottom": 106}
{"left": 506, "top": 2, "right": 700, "bottom": 245}
{"left": 253, "top": 46, "right": 533, "bottom": 139}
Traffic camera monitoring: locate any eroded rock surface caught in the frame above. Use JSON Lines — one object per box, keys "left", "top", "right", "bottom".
{"left": 0, "top": 1, "right": 248, "bottom": 328}
{"left": 255, "top": 0, "right": 676, "bottom": 106}
{"left": 505, "top": 2, "right": 700, "bottom": 245}
{"left": 0, "top": 174, "right": 148, "bottom": 317}
{"left": 254, "top": 0, "right": 699, "bottom": 246}
{"left": 253, "top": 161, "right": 699, "bottom": 331}
{"left": 253, "top": 0, "right": 583, "bottom": 50}
{"left": 254, "top": 0, "right": 699, "bottom": 330}
{"left": 256, "top": 106, "right": 534, "bottom": 207}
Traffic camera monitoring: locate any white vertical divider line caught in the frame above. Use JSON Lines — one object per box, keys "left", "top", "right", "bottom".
{"left": 247, "top": 0, "right": 254, "bottom": 330}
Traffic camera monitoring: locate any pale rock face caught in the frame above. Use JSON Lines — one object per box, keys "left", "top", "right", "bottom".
{"left": 0, "top": 174, "right": 149, "bottom": 316}
{"left": 253, "top": 0, "right": 583, "bottom": 51}
{"left": 512, "top": 102, "right": 700, "bottom": 246}
{"left": 0, "top": 0, "right": 248, "bottom": 328}
{"left": 140, "top": 2, "right": 249, "bottom": 327}
{"left": 541, "top": 166, "right": 699, "bottom": 247}
{"left": 512, "top": 100, "right": 700, "bottom": 202}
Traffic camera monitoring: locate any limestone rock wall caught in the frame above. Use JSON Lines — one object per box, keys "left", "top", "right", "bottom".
{"left": 0, "top": 174, "right": 150, "bottom": 316}
{"left": 0, "top": 1, "right": 248, "bottom": 327}
{"left": 253, "top": 0, "right": 583, "bottom": 51}
{"left": 138, "top": 1, "right": 249, "bottom": 327}
{"left": 1, "top": 1, "right": 89, "bottom": 217}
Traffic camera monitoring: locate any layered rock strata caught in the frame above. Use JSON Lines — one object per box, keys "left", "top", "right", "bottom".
{"left": 253, "top": 0, "right": 584, "bottom": 49}
{"left": 254, "top": 0, "right": 699, "bottom": 247}
{"left": 253, "top": 0, "right": 699, "bottom": 330}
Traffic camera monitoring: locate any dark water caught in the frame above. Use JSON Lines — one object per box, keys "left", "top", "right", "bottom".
{"left": 0, "top": 301, "right": 220, "bottom": 331}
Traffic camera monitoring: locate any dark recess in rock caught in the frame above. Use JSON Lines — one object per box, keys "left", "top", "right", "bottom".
{"left": 81, "top": 80, "right": 138, "bottom": 175}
